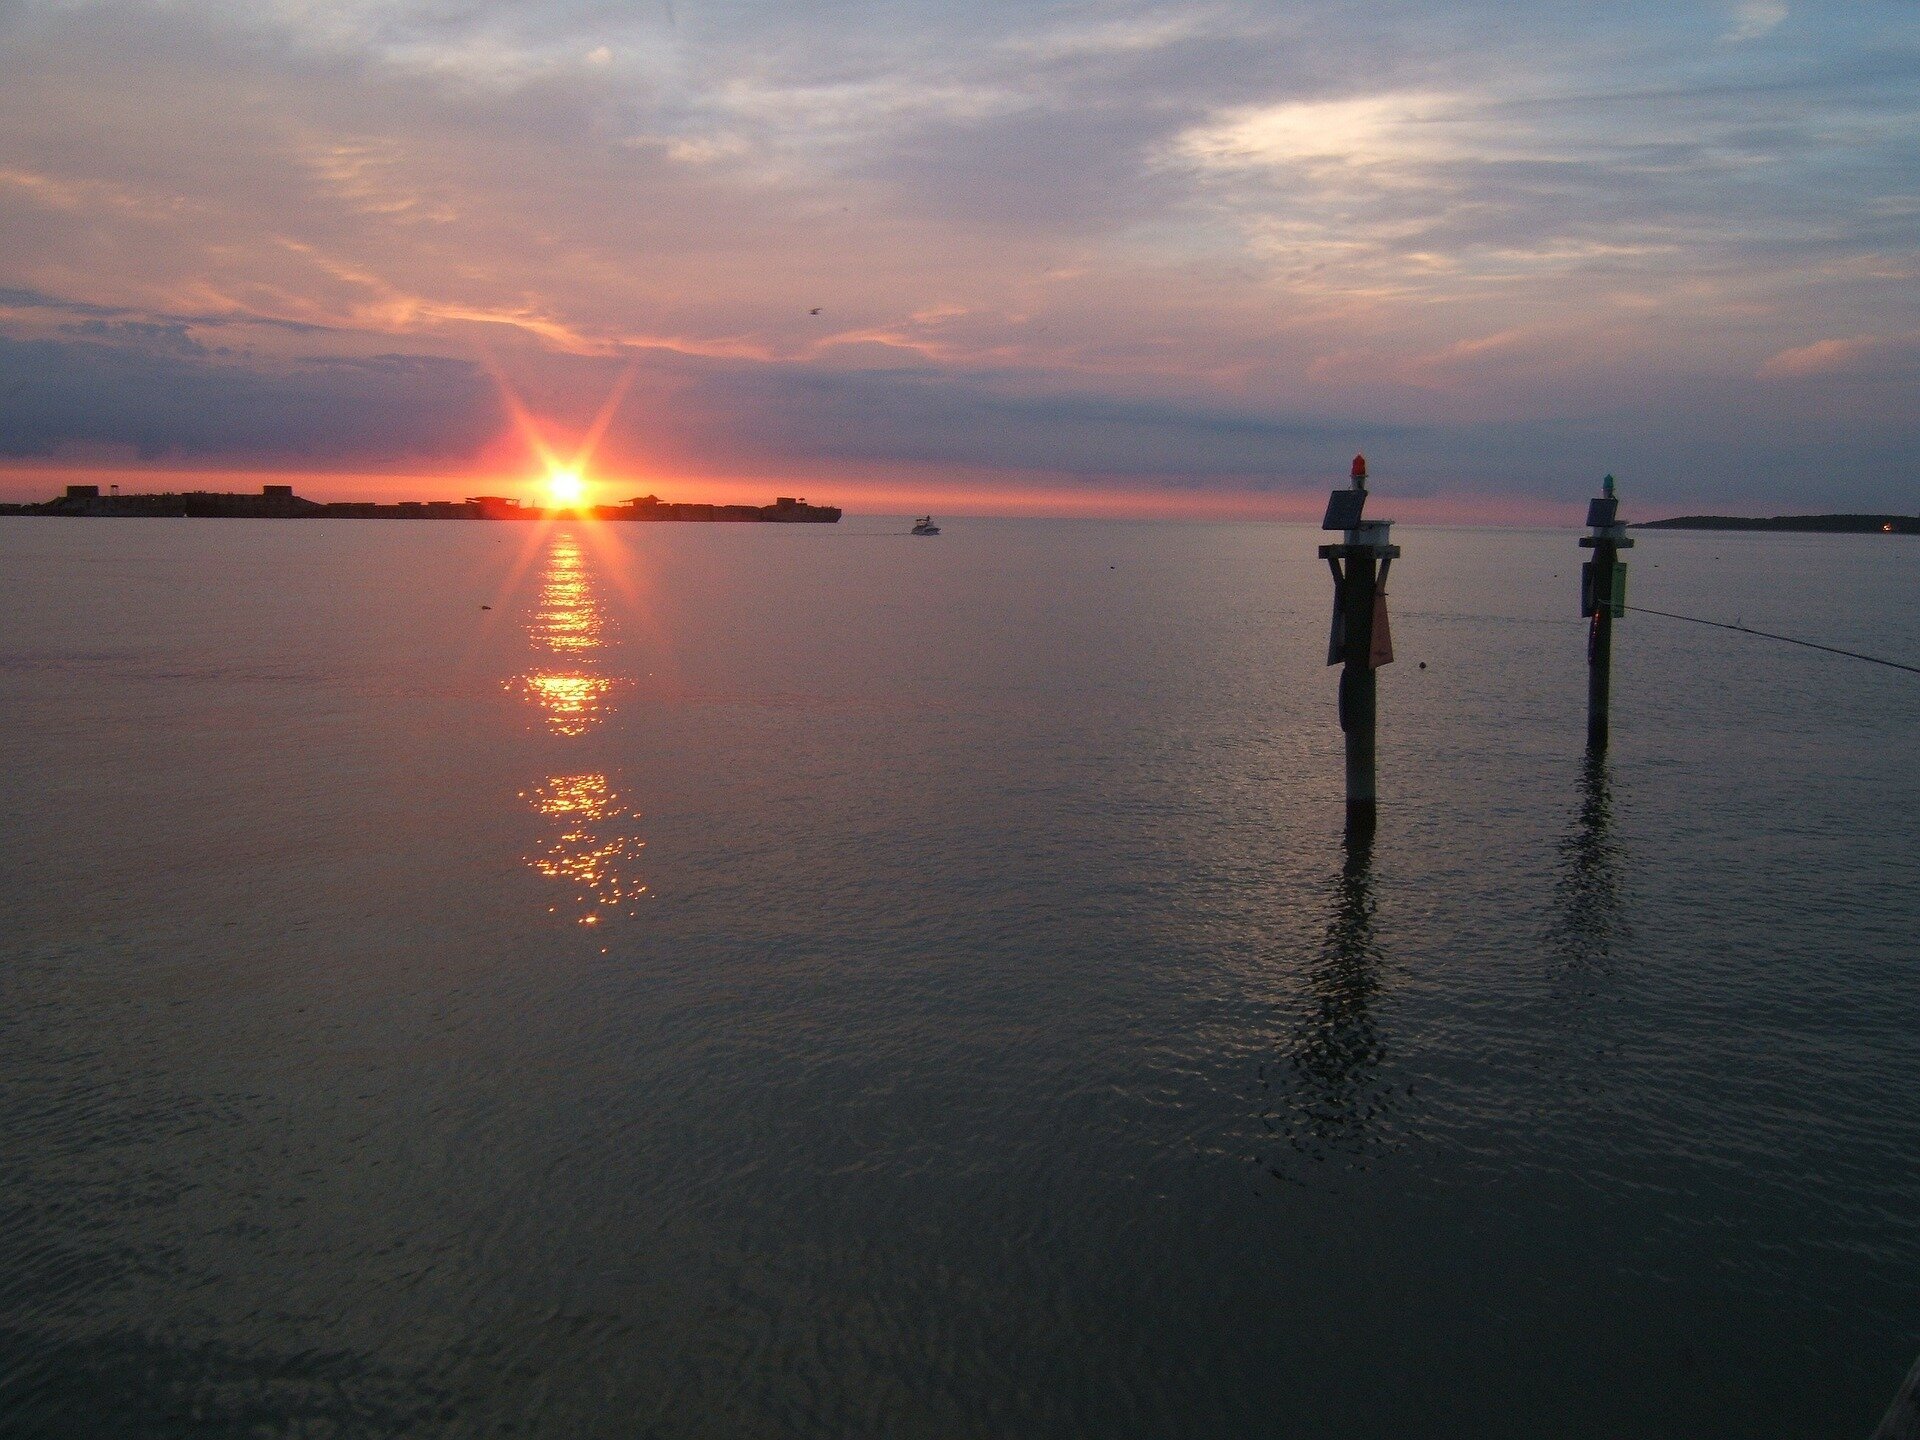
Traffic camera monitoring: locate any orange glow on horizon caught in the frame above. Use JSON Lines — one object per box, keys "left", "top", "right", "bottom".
{"left": 473, "top": 347, "right": 636, "bottom": 509}
{"left": 0, "top": 461, "right": 1603, "bottom": 527}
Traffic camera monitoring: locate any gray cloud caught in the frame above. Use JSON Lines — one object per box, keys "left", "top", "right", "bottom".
{"left": 0, "top": 331, "right": 497, "bottom": 461}
{"left": 0, "top": 315, "right": 1911, "bottom": 510}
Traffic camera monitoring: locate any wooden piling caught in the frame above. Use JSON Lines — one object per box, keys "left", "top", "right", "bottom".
{"left": 1320, "top": 457, "right": 1399, "bottom": 834}
{"left": 1579, "top": 477, "right": 1632, "bottom": 753}
{"left": 1339, "top": 554, "right": 1380, "bottom": 821}
{"left": 1586, "top": 549, "right": 1616, "bottom": 751}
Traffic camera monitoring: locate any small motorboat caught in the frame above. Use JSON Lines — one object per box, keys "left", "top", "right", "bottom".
{"left": 911, "top": 515, "right": 941, "bottom": 536}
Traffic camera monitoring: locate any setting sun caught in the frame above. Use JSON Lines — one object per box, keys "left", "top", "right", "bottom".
{"left": 546, "top": 468, "right": 587, "bottom": 508}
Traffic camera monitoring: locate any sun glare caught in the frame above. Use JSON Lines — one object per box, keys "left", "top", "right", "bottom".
{"left": 546, "top": 468, "right": 588, "bottom": 508}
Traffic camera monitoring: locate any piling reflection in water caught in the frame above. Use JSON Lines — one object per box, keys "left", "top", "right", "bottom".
{"left": 1260, "top": 826, "right": 1395, "bottom": 1170}
{"left": 514, "top": 529, "right": 649, "bottom": 919}
{"left": 516, "top": 530, "right": 620, "bottom": 737}
{"left": 1549, "top": 752, "right": 1629, "bottom": 976}
{"left": 522, "top": 772, "right": 648, "bottom": 926}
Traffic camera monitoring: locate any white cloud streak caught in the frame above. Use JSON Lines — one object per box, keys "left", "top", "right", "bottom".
{"left": 1727, "top": 2, "right": 1789, "bottom": 43}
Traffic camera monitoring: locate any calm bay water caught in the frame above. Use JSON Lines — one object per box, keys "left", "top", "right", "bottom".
{"left": 1, "top": 514, "right": 1915, "bottom": 1438}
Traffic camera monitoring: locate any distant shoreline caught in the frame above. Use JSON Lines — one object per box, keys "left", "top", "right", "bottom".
{"left": 0, "top": 484, "right": 842, "bottom": 524}
{"left": 1635, "top": 513, "right": 1916, "bottom": 535}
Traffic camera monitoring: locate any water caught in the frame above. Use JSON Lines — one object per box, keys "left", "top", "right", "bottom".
{"left": 1, "top": 515, "right": 1915, "bottom": 1438}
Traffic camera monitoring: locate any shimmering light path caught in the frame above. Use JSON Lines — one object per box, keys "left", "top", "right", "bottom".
{"left": 515, "top": 529, "right": 647, "bottom": 927}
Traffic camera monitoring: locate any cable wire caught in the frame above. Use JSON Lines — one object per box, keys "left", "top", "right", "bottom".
{"left": 1626, "top": 606, "right": 1920, "bottom": 675}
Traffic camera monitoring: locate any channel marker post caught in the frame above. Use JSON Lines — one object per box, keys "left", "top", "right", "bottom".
{"left": 1319, "top": 455, "right": 1400, "bottom": 835}
{"left": 1579, "top": 475, "right": 1632, "bottom": 752}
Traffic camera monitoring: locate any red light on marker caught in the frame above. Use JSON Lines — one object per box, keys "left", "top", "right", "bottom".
{"left": 1351, "top": 454, "right": 1368, "bottom": 484}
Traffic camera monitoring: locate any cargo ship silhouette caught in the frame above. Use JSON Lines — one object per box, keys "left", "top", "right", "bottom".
{"left": 0, "top": 485, "right": 842, "bottom": 523}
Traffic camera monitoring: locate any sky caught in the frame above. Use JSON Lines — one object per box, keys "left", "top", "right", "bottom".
{"left": 0, "top": 0, "right": 1915, "bottom": 519}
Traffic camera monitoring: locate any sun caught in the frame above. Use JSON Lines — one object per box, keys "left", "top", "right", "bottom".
{"left": 546, "top": 467, "right": 588, "bottom": 509}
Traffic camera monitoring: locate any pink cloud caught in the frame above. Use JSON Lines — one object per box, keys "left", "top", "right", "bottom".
{"left": 1758, "top": 336, "right": 1879, "bottom": 379}
{"left": 1756, "top": 331, "right": 1920, "bottom": 382}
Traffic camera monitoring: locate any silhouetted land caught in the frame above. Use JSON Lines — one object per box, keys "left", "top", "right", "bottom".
{"left": 1636, "top": 513, "right": 1916, "bottom": 534}
{"left": 0, "top": 485, "right": 842, "bottom": 523}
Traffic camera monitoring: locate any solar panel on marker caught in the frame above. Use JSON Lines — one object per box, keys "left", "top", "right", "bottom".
{"left": 1323, "top": 490, "right": 1367, "bottom": 530}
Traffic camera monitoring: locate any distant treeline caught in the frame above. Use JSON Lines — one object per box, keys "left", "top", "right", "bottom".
{"left": 1636, "top": 514, "right": 1917, "bottom": 535}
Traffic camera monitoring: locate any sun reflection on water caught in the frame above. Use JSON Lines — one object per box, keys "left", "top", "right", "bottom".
{"left": 513, "top": 528, "right": 650, "bottom": 918}
{"left": 522, "top": 772, "right": 648, "bottom": 926}
{"left": 520, "top": 672, "right": 618, "bottom": 738}
{"left": 515, "top": 530, "right": 621, "bottom": 737}
{"left": 529, "top": 537, "right": 604, "bottom": 654}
